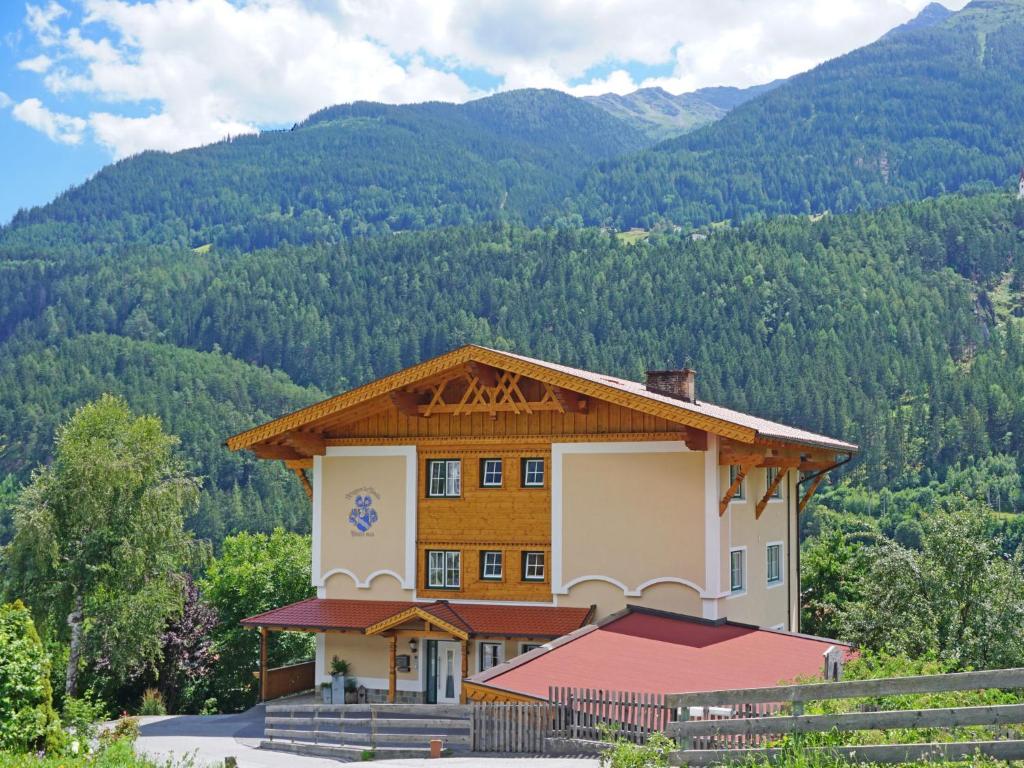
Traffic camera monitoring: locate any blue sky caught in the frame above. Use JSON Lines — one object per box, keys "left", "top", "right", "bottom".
{"left": 0, "top": 0, "right": 966, "bottom": 226}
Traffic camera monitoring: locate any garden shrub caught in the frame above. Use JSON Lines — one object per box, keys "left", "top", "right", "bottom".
{"left": 138, "top": 689, "right": 167, "bottom": 716}
{"left": 0, "top": 600, "right": 63, "bottom": 753}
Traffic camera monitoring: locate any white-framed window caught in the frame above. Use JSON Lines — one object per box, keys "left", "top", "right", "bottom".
{"left": 519, "top": 643, "right": 543, "bottom": 654}
{"left": 728, "top": 465, "right": 746, "bottom": 500}
{"left": 522, "top": 551, "right": 545, "bottom": 581}
{"left": 766, "top": 467, "right": 783, "bottom": 499}
{"left": 766, "top": 542, "right": 783, "bottom": 585}
{"left": 427, "top": 459, "right": 461, "bottom": 498}
{"left": 521, "top": 458, "right": 545, "bottom": 487}
{"left": 730, "top": 547, "right": 746, "bottom": 593}
{"left": 427, "top": 550, "right": 461, "bottom": 589}
{"left": 480, "top": 458, "right": 503, "bottom": 488}
{"left": 479, "top": 641, "right": 504, "bottom": 671}
{"left": 481, "top": 550, "right": 503, "bottom": 580}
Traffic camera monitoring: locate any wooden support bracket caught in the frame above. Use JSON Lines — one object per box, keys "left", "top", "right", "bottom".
{"left": 291, "top": 467, "right": 313, "bottom": 499}
{"left": 286, "top": 431, "right": 327, "bottom": 457}
{"left": 755, "top": 465, "right": 794, "bottom": 519}
{"left": 798, "top": 474, "right": 826, "bottom": 513}
{"left": 720, "top": 463, "right": 756, "bottom": 516}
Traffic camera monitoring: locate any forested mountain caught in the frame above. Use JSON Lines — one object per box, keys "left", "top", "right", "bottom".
{"left": 583, "top": 81, "right": 782, "bottom": 140}
{"left": 0, "top": 89, "right": 649, "bottom": 256}
{"left": 573, "top": 0, "right": 1024, "bottom": 228}
{"left": 2, "top": 192, "right": 1023, "bottom": 544}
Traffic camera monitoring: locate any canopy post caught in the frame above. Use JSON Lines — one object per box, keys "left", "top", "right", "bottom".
{"left": 388, "top": 635, "right": 397, "bottom": 703}
{"left": 259, "top": 626, "right": 268, "bottom": 702}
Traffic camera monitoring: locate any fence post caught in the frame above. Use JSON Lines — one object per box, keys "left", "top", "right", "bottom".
{"left": 677, "top": 705, "right": 691, "bottom": 751}
{"left": 370, "top": 705, "right": 377, "bottom": 750}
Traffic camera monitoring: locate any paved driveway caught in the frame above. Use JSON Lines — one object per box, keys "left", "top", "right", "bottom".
{"left": 134, "top": 706, "right": 600, "bottom": 767}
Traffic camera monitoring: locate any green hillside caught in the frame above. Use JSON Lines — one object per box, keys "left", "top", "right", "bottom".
{"left": 573, "top": 0, "right": 1024, "bottom": 228}
{"left": 0, "top": 333, "right": 323, "bottom": 545}
{"left": 0, "top": 89, "right": 649, "bottom": 257}
{"left": 2, "top": 194, "right": 1023, "bottom": 531}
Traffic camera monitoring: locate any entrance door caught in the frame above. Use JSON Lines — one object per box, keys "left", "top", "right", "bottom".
{"left": 435, "top": 640, "right": 461, "bottom": 704}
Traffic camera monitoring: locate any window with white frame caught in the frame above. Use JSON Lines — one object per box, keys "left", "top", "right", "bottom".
{"left": 766, "top": 467, "right": 783, "bottom": 499}
{"left": 728, "top": 465, "right": 746, "bottom": 500}
{"left": 521, "top": 458, "right": 545, "bottom": 487}
{"left": 766, "top": 543, "right": 782, "bottom": 584}
{"left": 519, "top": 643, "right": 543, "bottom": 654}
{"left": 730, "top": 548, "right": 746, "bottom": 593}
{"left": 522, "top": 551, "right": 545, "bottom": 581}
{"left": 480, "top": 458, "right": 503, "bottom": 488}
{"left": 427, "top": 459, "right": 461, "bottom": 498}
{"left": 480, "top": 550, "right": 503, "bottom": 580}
{"left": 479, "top": 642, "right": 504, "bottom": 671}
{"left": 427, "top": 550, "right": 461, "bottom": 588}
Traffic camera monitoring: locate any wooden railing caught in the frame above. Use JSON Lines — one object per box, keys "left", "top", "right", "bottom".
{"left": 262, "top": 660, "right": 315, "bottom": 701}
{"left": 665, "top": 667, "right": 1024, "bottom": 765}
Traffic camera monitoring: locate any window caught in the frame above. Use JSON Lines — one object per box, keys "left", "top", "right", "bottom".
{"left": 480, "top": 458, "right": 503, "bottom": 487}
{"left": 522, "top": 551, "right": 545, "bottom": 581}
{"left": 519, "top": 643, "right": 543, "bottom": 654}
{"left": 427, "top": 550, "right": 461, "bottom": 589}
{"left": 730, "top": 548, "right": 746, "bottom": 593}
{"left": 427, "top": 459, "right": 461, "bottom": 498}
{"left": 522, "top": 458, "right": 545, "bottom": 487}
{"left": 766, "top": 543, "right": 782, "bottom": 585}
{"left": 728, "top": 465, "right": 746, "bottom": 500}
{"left": 766, "top": 467, "right": 783, "bottom": 499}
{"left": 480, "top": 550, "right": 503, "bottom": 580}
{"left": 479, "top": 642, "right": 504, "bottom": 671}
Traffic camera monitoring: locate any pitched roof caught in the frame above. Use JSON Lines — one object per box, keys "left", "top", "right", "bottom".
{"left": 227, "top": 345, "right": 857, "bottom": 453}
{"left": 240, "top": 598, "right": 593, "bottom": 638}
{"left": 467, "top": 606, "right": 851, "bottom": 699}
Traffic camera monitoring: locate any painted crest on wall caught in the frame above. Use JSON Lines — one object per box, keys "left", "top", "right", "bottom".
{"left": 348, "top": 494, "right": 378, "bottom": 533}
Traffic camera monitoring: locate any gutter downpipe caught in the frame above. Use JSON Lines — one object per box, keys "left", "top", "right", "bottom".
{"left": 793, "top": 452, "right": 855, "bottom": 633}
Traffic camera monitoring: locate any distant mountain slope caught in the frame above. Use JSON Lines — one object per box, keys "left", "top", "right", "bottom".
{"left": 574, "top": 0, "right": 1024, "bottom": 228}
{"left": 0, "top": 89, "right": 649, "bottom": 258}
{"left": 584, "top": 81, "right": 782, "bottom": 140}
{"left": 883, "top": 1, "right": 955, "bottom": 38}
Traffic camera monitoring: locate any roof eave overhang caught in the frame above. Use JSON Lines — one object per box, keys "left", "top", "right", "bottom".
{"left": 227, "top": 345, "right": 760, "bottom": 451}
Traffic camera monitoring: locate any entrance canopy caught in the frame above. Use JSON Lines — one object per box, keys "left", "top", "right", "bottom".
{"left": 241, "top": 598, "right": 594, "bottom": 638}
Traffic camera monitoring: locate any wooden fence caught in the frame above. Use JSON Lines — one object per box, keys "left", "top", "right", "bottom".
{"left": 264, "top": 702, "right": 471, "bottom": 752}
{"left": 471, "top": 702, "right": 553, "bottom": 752}
{"left": 262, "top": 660, "right": 315, "bottom": 701}
{"left": 549, "top": 687, "right": 671, "bottom": 744}
{"left": 666, "top": 667, "right": 1024, "bottom": 765}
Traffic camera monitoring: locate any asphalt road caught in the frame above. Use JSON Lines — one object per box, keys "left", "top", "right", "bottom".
{"left": 134, "top": 707, "right": 600, "bottom": 767}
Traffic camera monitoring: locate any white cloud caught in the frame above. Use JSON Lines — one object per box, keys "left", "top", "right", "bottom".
{"left": 0, "top": 91, "right": 12, "bottom": 109}
{"left": 25, "top": 1, "right": 68, "bottom": 47}
{"left": 10, "top": 0, "right": 971, "bottom": 157}
{"left": 17, "top": 54, "right": 54, "bottom": 73}
{"left": 11, "top": 98, "right": 87, "bottom": 144}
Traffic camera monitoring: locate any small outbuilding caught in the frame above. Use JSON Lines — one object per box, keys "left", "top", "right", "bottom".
{"left": 464, "top": 606, "right": 851, "bottom": 703}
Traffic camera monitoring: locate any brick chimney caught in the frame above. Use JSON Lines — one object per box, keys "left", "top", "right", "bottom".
{"left": 645, "top": 368, "right": 696, "bottom": 403}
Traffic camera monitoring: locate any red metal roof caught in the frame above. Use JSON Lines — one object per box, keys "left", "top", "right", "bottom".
{"left": 241, "top": 598, "right": 592, "bottom": 638}
{"left": 468, "top": 608, "right": 851, "bottom": 699}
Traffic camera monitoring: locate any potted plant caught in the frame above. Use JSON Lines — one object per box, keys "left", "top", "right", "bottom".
{"left": 320, "top": 681, "right": 332, "bottom": 704}
{"left": 331, "top": 657, "right": 351, "bottom": 704}
{"left": 344, "top": 678, "right": 359, "bottom": 704}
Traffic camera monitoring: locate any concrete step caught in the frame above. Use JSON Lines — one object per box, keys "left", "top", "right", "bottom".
{"left": 260, "top": 739, "right": 443, "bottom": 760}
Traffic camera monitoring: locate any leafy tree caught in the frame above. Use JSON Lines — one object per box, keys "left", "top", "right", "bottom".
{"left": 200, "top": 529, "right": 315, "bottom": 711}
{"left": 842, "top": 498, "right": 1024, "bottom": 668}
{"left": 0, "top": 600, "right": 62, "bottom": 753}
{"left": 154, "top": 575, "right": 218, "bottom": 714}
{"left": 4, "top": 395, "right": 202, "bottom": 697}
{"left": 799, "top": 526, "right": 869, "bottom": 639}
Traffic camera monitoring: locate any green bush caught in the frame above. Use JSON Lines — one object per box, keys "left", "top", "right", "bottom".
{"left": 99, "top": 717, "right": 140, "bottom": 749}
{"left": 0, "top": 600, "right": 63, "bottom": 753}
{"left": 63, "top": 692, "right": 109, "bottom": 751}
{"left": 599, "top": 731, "right": 675, "bottom": 768}
{"left": 138, "top": 689, "right": 167, "bottom": 716}
{"left": 0, "top": 737, "right": 186, "bottom": 766}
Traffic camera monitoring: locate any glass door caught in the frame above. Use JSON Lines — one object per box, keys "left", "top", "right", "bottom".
{"left": 424, "top": 640, "right": 438, "bottom": 704}
{"left": 435, "top": 640, "right": 461, "bottom": 704}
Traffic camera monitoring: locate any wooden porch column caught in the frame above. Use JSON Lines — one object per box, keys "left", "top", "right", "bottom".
{"left": 258, "top": 627, "right": 268, "bottom": 702}
{"left": 388, "top": 635, "right": 397, "bottom": 703}
{"left": 460, "top": 639, "right": 469, "bottom": 704}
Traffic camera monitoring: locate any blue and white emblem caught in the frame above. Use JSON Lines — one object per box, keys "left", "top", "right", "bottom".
{"left": 348, "top": 495, "right": 378, "bottom": 532}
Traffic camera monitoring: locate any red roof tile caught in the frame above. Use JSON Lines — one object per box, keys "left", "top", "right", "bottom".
{"left": 241, "top": 598, "right": 591, "bottom": 638}
{"left": 469, "top": 608, "right": 851, "bottom": 699}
